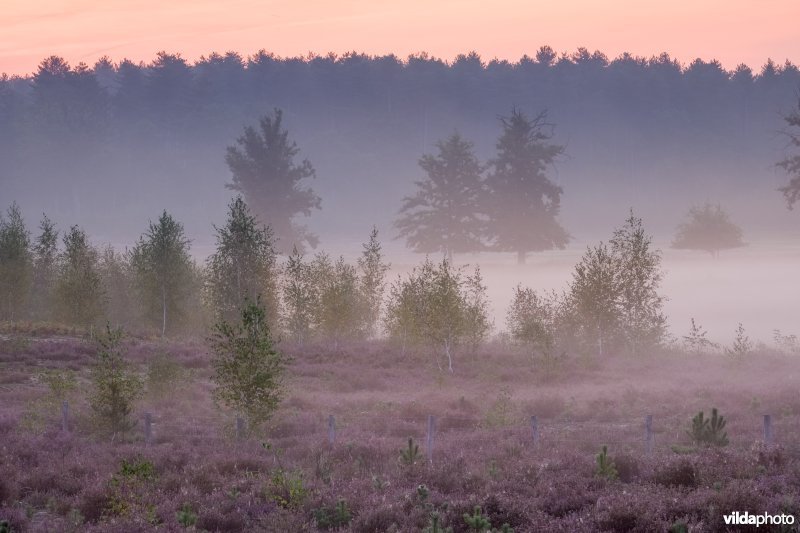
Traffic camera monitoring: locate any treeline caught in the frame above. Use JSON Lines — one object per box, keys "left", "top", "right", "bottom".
{"left": 1, "top": 198, "right": 681, "bottom": 370}
{"left": 0, "top": 199, "right": 389, "bottom": 342}
{"left": 2, "top": 49, "right": 799, "bottom": 243}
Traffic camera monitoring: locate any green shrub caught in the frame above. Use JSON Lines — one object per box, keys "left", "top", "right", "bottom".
{"left": 89, "top": 326, "right": 143, "bottom": 436}
{"left": 175, "top": 503, "right": 197, "bottom": 528}
{"left": 210, "top": 298, "right": 287, "bottom": 430}
{"left": 463, "top": 505, "right": 491, "bottom": 531}
{"left": 146, "top": 352, "right": 189, "bottom": 400}
{"left": 268, "top": 469, "right": 308, "bottom": 509}
{"left": 424, "top": 512, "right": 453, "bottom": 533}
{"left": 313, "top": 499, "right": 352, "bottom": 529}
{"left": 687, "top": 408, "right": 728, "bottom": 446}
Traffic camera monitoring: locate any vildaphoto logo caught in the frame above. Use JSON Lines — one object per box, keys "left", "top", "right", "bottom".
{"left": 723, "top": 511, "right": 795, "bottom": 527}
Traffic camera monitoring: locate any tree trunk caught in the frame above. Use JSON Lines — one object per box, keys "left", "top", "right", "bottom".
{"left": 161, "top": 286, "right": 167, "bottom": 339}
{"left": 517, "top": 250, "right": 526, "bottom": 265}
{"left": 444, "top": 339, "right": 454, "bottom": 373}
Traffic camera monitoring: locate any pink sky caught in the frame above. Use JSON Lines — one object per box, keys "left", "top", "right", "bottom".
{"left": 1, "top": 0, "right": 798, "bottom": 75}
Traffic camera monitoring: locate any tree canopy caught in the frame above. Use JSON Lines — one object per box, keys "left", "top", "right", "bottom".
{"left": 396, "top": 133, "right": 486, "bottom": 256}
{"left": 484, "top": 109, "right": 569, "bottom": 263}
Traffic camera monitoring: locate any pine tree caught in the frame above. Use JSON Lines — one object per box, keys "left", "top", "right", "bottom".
{"left": 207, "top": 197, "right": 279, "bottom": 325}
{"left": 396, "top": 133, "right": 486, "bottom": 257}
{"left": 484, "top": 109, "right": 569, "bottom": 264}
{"left": 130, "top": 211, "right": 193, "bottom": 337}
{"left": 55, "top": 225, "right": 103, "bottom": 326}
{"left": 30, "top": 214, "right": 58, "bottom": 321}
{"left": 0, "top": 203, "right": 32, "bottom": 320}
{"left": 778, "top": 97, "right": 800, "bottom": 208}
{"left": 225, "top": 109, "right": 321, "bottom": 253}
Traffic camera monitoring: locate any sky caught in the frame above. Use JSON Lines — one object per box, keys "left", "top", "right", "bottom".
{"left": 1, "top": 0, "right": 799, "bottom": 76}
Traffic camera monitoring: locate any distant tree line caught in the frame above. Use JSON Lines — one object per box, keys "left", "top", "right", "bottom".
{"left": 2, "top": 49, "right": 800, "bottom": 245}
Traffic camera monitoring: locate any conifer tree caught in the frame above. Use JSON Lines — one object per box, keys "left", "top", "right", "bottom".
{"left": 226, "top": 109, "right": 321, "bottom": 253}
{"left": 396, "top": 133, "right": 486, "bottom": 257}
{"left": 778, "top": 97, "right": 800, "bottom": 208}
{"left": 484, "top": 109, "right": 569, "bottom": 264}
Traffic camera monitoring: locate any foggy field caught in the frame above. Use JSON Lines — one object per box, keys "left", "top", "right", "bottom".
{"left": 3, "top": 335, "right": 800, "bottom": 531}
{"left": 368, "top": 240, "right": 800, "bottom": 345}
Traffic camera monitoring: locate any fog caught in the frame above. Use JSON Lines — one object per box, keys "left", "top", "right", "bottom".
{"left": 2, "top": 50, "right": 799, "bottom": 343}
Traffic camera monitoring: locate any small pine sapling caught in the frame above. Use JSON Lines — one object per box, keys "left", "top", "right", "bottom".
{"left": 595, "top": 445, "right": 618, "bottom": 480}
{"left": 463, "top": 505, "right": 492, "bottom": 531}
{"left": 687, "top": 408, "right": 728, "bottom": 446}
{"left": 175, "top": 503, "right": 197, "bottom": 528}
{"left": 424, "top": 512, "right": 453, "bottom": 533}
{"left": 400, "top": 437, "right": 421, "bottom": 465}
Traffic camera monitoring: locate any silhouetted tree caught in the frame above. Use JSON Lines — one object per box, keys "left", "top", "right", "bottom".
{"left": 485, "top": 109, "right": 569, "bottom": 264}
{"left": 55, "top": 225, "right": 103, "bottom": 326}
{"left": 0, "top": 203, "right": 32, "bottom": 320}
{"left": 225, "top": 109, "right": 321, "bottom": 252}
{"left": 672, "top": 203, "right": 745, "bottom": 256}
{"left": 130, "top": 211, "right": 193, "bottom": 337}
{"left": 396, "top": 133, "right": 486, "bottom": 257}
{"left": 778, "top": 97, "right": 800, "bottom": 208}
{"left": 206, "top": 197, "right": 278, "bottom": 325}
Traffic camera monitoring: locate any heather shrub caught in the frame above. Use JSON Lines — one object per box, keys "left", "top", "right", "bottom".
{"left": 88, "top": 326, "right": 144, "bottom": 436}
{"left": 652, "top": 459, "right": 697, "bottom": 488}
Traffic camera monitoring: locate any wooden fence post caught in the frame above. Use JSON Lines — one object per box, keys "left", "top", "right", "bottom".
{"left": 144, "top": 412, "right": 152, "bottom": 446}
{"left": 426, "top": 415, "right": 436, "bottom": 464}
{"left": 328, "top": 415, "right": 336, "bottom": 447}
{"left": 61, "top": 401, "right": 69, "bottom": 433}
{"left": 763, "top": 414, "right": 773, "bottom": 446}
{"left": 530, "top": 415, "right": 539, "bottom": 448}
{"left": 236, "top": 417, "right": 245, "bottom": 441}
{"left": 645, "top": 415, "right": 654, "bottom": 454}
